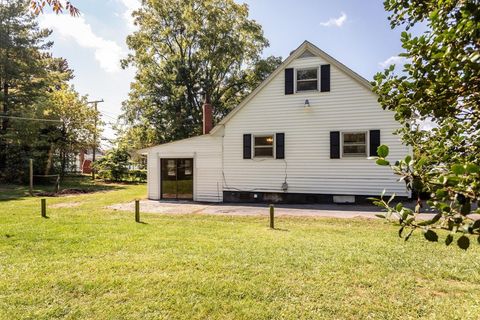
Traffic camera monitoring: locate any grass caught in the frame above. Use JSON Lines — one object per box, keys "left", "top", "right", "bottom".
{"left": 0, "top": 175, "right": 125, "bottom": 201}
{"left": 1, "top": 177, "right": 480, "bottom": 319}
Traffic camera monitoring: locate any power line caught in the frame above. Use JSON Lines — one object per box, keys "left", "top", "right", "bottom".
{"left": 0, "top": 115, "right": 62, "bottom": 123}
{"left": 98, "top": 109, "right": 120, "bottom": 118}
{"left": 101, "top": 113, "right": 118, "bottom": 121}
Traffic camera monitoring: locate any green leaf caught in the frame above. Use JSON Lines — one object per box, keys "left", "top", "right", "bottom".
{"left": 395, "top": 202, "right": 403, "bottom": 212}
{"left": 466, "top": 163, "right": 479, "bottom": 174}
{"left": 376, "top": 159, "right": 390, "bottom": 166}
{"left": 472, "top": 220, "right": 480, "bottom": 230}
{"left": 375, "top": 214, "right": 386, "bottom": 219}
{"left": 404, "top": 155, "right": 412, "bottom": 164}
{"left": 446, "top": 176, "right": 460, "bottom": 186}
{"left": 416, "top": 157, "right": 427, "bottom": 167}
{"left": 457, "top": 236, "right": 470, "bottom": 250}
{"left": 417, "top": 213, "right": 442, "bottom": 226}
{"left": 435, "top": 189, "right": 448, "bottom": 198}
{"left": 445, "top": 234, "right": 453, "bottom": 246}
{"left": 424, "top": 230, "right": 438, "bottom": 242}
{"left": 451, "top": 164, "right": 465, "bottom": 175}
{"left": 377, "top": 145, "right": 389, "bottom": 158}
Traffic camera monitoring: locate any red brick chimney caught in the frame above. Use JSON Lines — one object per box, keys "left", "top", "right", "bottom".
{"left": 202, "top": 94, "right": 213, "bottom": 134}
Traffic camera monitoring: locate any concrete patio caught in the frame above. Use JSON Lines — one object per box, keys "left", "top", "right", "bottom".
{"left": 108, "top": 199, "right": 438, "bottom": 219}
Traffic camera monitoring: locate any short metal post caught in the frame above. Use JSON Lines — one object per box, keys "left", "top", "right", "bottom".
{"left": 135, "top": 200, "right": 140, "bottom": 223}
{"left": 41, "top": 199, "right": 46, "bottom": 218}
{"left": 269, "top": 204, "right": 274, "bottom": 229}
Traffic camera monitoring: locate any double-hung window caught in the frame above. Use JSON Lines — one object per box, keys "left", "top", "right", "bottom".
{"left": 342, "top": 132, "right": 367, "bottom": 157}
{"left": 296, "top": 67, "right": 318, "bottom": 92}
{"left": 254, "top": 135, "right": 274, "bottom": 158}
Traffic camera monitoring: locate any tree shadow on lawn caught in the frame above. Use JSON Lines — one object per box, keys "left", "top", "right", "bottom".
{"left": 0, "top": 176, "right": 129, "bottom": 202}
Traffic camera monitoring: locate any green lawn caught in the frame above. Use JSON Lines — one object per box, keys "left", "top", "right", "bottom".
{"left": 1, "top": 179, "right": 479, "bottom": 319}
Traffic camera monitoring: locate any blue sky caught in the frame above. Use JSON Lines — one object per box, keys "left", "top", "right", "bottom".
{"left": 39, "top": 0, "right": 406, "bottom": 141}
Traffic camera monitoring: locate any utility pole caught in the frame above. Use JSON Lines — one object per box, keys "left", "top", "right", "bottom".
{"left": 87, "top": 99, "right": 104, "bottom": 180}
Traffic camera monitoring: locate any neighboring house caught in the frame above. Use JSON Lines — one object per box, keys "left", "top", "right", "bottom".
{"left": 140, "top": 41, "right": 410, "bottom": 203}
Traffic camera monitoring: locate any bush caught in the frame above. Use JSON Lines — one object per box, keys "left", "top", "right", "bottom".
{"left": 94, "top": 148, "right": 146, "bottom": 183}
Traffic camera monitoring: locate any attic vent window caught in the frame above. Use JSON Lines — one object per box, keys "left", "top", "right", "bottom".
{"left": 298, "top": 50, "right": 316, "bottom": 58}
{"left": 296, "top": 68, "right": 318, "bottom": 92}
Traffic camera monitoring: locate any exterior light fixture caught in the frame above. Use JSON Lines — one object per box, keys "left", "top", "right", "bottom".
{"left": 304, "top": 99, "right": 310, "bottom": 108}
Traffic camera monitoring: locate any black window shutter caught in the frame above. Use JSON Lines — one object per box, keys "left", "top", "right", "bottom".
{"left": 285, "top": 68, "right": 294, "bottom": 95}
{"left": 243, "top": 134, "right": 252, "bottom": 159}
{"left": 276, "top": 133, "right": 285, "bottom": 159}
{"left": 330, "top": 131, "right": 340, "bottom": 159}
{"left": 369, "top": 130, "right": 381, "bottom": 157}
{"left": 321, "top": 64, "right": 330, "bottom": 92}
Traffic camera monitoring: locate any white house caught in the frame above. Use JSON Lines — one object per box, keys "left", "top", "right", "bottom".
{"left": 140, "top": 41, "right": 410, "bottom": 203}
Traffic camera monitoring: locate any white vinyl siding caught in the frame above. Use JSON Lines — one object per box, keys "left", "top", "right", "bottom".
{"left": 146, "top": 135, "right": 223, "bottom": 202}
{"left": 222, "top": 55, "right": 410, "bottom": 197}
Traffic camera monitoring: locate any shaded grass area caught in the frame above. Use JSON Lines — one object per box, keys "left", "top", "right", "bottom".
{"left": 0, "top": 184, "right": 479, "bottom": 319}
{"left": 0, "top": 175, "right": 126, "bottom": 201}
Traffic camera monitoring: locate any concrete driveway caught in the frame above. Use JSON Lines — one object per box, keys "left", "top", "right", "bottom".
{"left": 108, "top": 199, "right": 438, "bottom": 219}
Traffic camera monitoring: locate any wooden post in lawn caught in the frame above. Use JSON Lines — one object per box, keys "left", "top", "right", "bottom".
{"left": 41, "top": 199, "right": 46, "bottom": 218}
{"left": 269, "top": 204, "right": 274, "bottom": 229}
{"left": 29, "top": 159, "right": 33, "bottom": 196}
{"left": 135, "top": 200, "right": 140, "bottom": 223}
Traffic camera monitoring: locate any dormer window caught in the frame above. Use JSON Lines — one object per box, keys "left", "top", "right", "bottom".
{"left": 285, "top": 65, "right": 330, "bottom": 95}
{"left": 296, "top": 68, "right": 318, "bottom": 92}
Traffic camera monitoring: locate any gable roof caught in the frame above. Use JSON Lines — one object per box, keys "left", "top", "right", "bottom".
{"left": 210, "top": 40, "right": 373, "bottom": 135}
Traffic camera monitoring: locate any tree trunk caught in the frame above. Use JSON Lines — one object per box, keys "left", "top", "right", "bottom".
{"left": 61, "top": 150, "right": 67, "bottom": 177}
{"left": 1, "top": 81, "right": 8, "bottom": 131}
{"left": 44, "top": 143, "right": 55, "bottom": 176}
{"left": 0, "top": 81, "right": 9, "bottom": 173}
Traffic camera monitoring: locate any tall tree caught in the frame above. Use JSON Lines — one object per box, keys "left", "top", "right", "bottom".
{"left": 372, "top": 0, "right": 480, "bottom": 248}
{"left": 42, "top": 84, "right": 98, "bottom": 176}
{"left": 0, "top": 0, "right": 97, "bottom": 182}
{"left": 0, "top": 0, "right": 52, "bottom": 178}
{"left": 121, "top": 0, "right": 281, "bottom": 147}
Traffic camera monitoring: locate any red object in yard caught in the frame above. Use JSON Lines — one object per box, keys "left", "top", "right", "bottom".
{"left": 82, "top": 159, "right": 92, "bottom": 174}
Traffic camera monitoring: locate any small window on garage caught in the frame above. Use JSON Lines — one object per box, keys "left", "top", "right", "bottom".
{"left": 342, "top": 132, "right": 367, "bottom": 157}
{"left": 296, "top": 67, "right": 318, "bottom": 92}
{"left": 254, "top": 135, "right": 274, "bottom": 158}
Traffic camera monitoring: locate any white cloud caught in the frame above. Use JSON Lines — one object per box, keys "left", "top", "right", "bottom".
{"left": 379, "top": 55, "right": 407, "bottom": 68}
{"left": 39, "top": 14, "right": 124, "bottom": 73}
{"left": 119, "top": 0, "right": 141, "bottom": 31}
{"left": 320, "top": 12, "right": 347, "bottom": 27}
